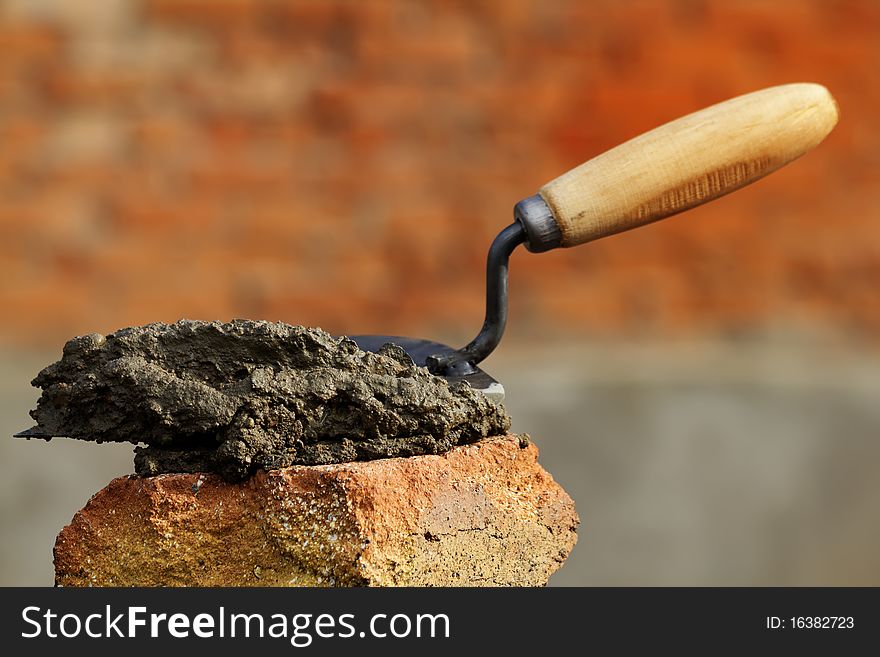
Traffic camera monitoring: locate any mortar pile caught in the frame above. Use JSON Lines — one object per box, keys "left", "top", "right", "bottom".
{"left": 24, "top": 319, "right": 511, "bottom": 480}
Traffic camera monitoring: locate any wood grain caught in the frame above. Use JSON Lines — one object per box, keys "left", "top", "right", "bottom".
{"left": 539, "top": 83, "right": 839, "bottom": 247}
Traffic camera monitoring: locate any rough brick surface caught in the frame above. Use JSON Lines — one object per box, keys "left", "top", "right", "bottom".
{"left": 0, "top": 1, "right": 877, "bottom": 346}
{"left": 54, "top": 434, "right": 579, "bottom": 587}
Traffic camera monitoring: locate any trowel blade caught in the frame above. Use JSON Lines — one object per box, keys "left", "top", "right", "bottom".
{"left": 13, "top": 427, "right": 61, "bottom": 439}
{"left": 347, "top": 335, "right": 505, "bottom": 403}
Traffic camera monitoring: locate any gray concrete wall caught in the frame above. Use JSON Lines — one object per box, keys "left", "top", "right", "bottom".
{"left": 3, "top": 338, "right": 879, "bottom": 586}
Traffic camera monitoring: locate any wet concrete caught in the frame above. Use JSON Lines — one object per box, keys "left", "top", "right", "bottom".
{"left": 23, "top": 320, "right": 510, "bottom": 480}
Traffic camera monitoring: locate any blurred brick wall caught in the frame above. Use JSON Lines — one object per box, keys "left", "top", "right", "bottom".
{"left": 0, "top": 0, "right": 877, "bottom": 347}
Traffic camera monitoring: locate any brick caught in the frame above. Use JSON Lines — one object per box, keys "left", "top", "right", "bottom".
{"left": 145, "top": 0, "right": 260, "bottom": 26}
{"left": 41, "top": 71, "right": 145, "bottom": 106}
{"left": 54, "top": 435, "right": 579, "bottom": 586}
{"left": 0, "top": 24, "right": 63, "bottom": 61}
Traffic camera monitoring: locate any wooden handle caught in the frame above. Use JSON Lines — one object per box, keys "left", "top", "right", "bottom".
{"left": 538, "top": 83, "right": 838, "bottom": 248}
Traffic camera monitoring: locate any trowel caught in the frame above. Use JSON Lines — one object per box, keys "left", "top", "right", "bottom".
{"left": 351, "top": 83, "right": 838, "bottom": 402}
{"left": 14, "top": 83, "right": 838, "bottom": 441}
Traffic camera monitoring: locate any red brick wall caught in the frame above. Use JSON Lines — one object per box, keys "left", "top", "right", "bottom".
{"left": 0, "top": 0, "right": 877, "bottom": 347}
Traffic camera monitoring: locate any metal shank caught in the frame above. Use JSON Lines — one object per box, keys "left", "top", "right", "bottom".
{"left": 427, "top": 222, "right": 525, "bottom": 375}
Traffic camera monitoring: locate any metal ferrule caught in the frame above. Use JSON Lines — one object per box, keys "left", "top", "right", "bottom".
{"left": 513, "top": 193, "right": 563, "bottom": 253}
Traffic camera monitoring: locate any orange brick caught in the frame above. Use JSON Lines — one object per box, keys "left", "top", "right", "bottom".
{"left": 145, "top": 0, "right": 260, "bottom": 26}
{"left": 0, "top": 24, "right": 64, "bottom": 61}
